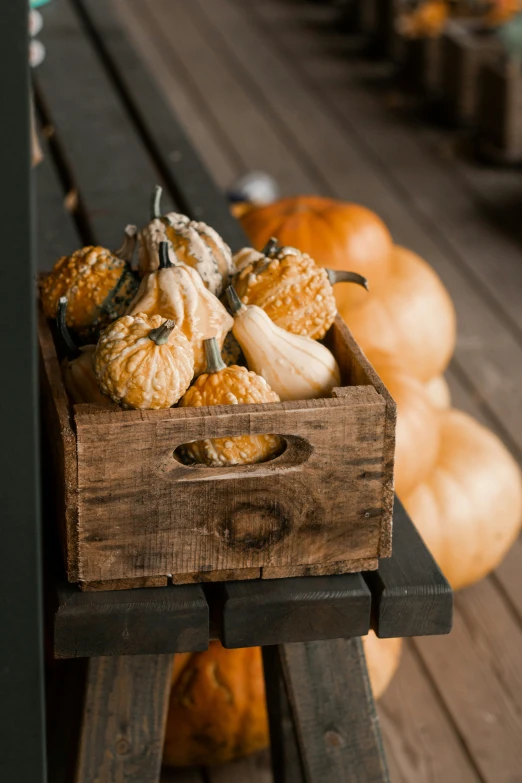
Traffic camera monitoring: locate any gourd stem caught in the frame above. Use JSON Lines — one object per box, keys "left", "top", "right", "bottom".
{"left": 149, "top": 319, "right": 176, "bottom": 346}
{"left": 151, "top": 185, "right": 163, "bottom": 219}
{"left": 56, "top": 297, "right": 80, "bottom": 360}
{"left": 261, "top": 237, "right": 280, "bottom": 256}
{"left": 226, "top": 285, "right": 245, "bottom": 315}
{"left": 326, "top": 269, "right": 369, "bottom": 291}
{"left": 204, "top": 337, "right": 226, "bottom": 374}
{"left": 158, "top": 241, "right": 173, "bottom": 269}
{"left": 113, "top": 224, "right": 137, "bottom": 263}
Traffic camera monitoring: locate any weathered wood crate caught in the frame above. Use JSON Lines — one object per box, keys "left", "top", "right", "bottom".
{"left": 441, "top": 19, "right": 504, "bottom": 124}
{"left": 476, "top": 58, "right": 522, "bottom": 163}
{"left": 39, "top": 308, "right": 396, "bottom": 591}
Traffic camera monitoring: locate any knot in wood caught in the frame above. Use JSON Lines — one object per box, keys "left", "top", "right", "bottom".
{"left": 324, "top": 729, "right": 344, "bottom": 749}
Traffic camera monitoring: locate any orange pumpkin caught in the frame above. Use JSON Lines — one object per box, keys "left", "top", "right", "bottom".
{"left": 163, "top": 642, "right": 268, "bottom": 767}
{"left": 368, "top": 350, "right": 441, "bottom": 497}
{"left": 402, "top": 409, "right": 522, "bottom": 590}
{"left": 342, "top": 246, "right": 456, "bottom": 383}
{"left": 424, "top": 375, "right": 451, "bottom": 410}
{"left": 362, "top": 631, "right": 403, "bottom": 701}
{"left": 240, "top": 196, "right": 393, "bottom": 310}
{"left": 164, "top": 634, "right": 403, "bottom": 767}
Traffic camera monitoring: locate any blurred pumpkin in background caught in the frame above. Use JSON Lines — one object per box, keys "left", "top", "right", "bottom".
{"left": 240, "top": 195, "right": 393, "bottom": 310}
{"left": 402, "top": 409, "right": 522, "bottom": 590}
{"left": 367, "top": 350, "right": 441, "bottom": 497}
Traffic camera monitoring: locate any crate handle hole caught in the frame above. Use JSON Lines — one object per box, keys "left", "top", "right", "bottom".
{"left": 172, "top": 435, "right": 313, "bottom": 474}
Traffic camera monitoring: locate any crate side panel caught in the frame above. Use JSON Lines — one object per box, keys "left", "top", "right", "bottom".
{"left": 75, "top": 395, "right": 388, "bottom": 583}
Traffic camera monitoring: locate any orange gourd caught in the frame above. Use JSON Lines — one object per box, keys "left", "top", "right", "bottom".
{"left": 367, "top": 350, "right": 441, "bottom": 497}
{"left": 402, "top": 409, "right": 522, "bottom": 590}
{"left": 362, "top": 631, "right": 403, "bottom": 701}
{"left": 424, "top": 375, "right": 451, "bottom": 410}
{"left": 240, "top": 196, "right": 393, "bottom": 310}
{"left": 57, "top": 298, "right": 109, "bottom": 406}
{"left": 342, "top": 246, "right": 456, "bottom": 383}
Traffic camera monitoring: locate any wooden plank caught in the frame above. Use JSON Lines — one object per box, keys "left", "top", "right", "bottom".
{"left": 377, "top": 643, "right": 481, "bottom": 783}
{"left": 36, "top": 0, "right": 176, "bottom": 250}
{"left": 262, "top": 646, "right": 306, "bottom": 783}
{"left": 54, "top": 582, "right": 209, "bottom": 658}
{"left": 129, "top": 0, "right": 318, "bottom": 198}
{"left": 364, "top": 499, "right": 453, "bottom": 638}
{"left": 206, "top": 750, "right": 272, "bottom": 783}
{"left": 232, "top": 0, "right": 522, "bottom": 459}
{"left": 161, "top": 769, "right": 205, "bottom": 783}
{"left": 280, "top": 638, "right": 389, "bottom": 782}
{"left": 77, "top": 0, "right": 245, "bottom": 248}
{"left": 0, "top": 3, "right": 47, "bottom": 781}
{"left": 414, "top": 578, "right": 522, "bottom": 783}
{"left": 35, "top": 129, "right": 82, "bottom": 271}
{"left": 75, "top": 654, "right": 174, "bottom": 783}
{"left": 221, "top": 573, "right": 371, "bottom": 648}
{"left": 46, "top": 658, "right": 89, "bottom": 783}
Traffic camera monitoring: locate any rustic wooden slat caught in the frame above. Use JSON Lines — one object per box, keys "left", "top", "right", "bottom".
{"left": 262, "top": 646, "right": 306, "bottom": 783}
{"left": 414, "top": 578, "right": 522, "bottom": 783}
{"left": 34, "top": 130, "right": 82, "bottom": 270}
{"left": 280, "top": 638, "right": 389, "bottom": 782}
{"left": 75, "top": 654, "right": 174, "bottom": 783}
{"left": 75, "top": 0, "right": 246, "bottom": 250}
{"left": 220, "top": 573, "right": 371, "bottom": 648}
{"left": 46, "top": 658, "right": 88, "bottom": 783}
{"left": 364, "top": 499, "right": 453, "bottom": 638}
{"left": 36, "top": 0, "right": 176, "bottom": 250}
{"left": 54, "top": 582, "right": 209, "bottom": 658}
{"left": 378, "top": 643, "right": 481, "bottom": 783}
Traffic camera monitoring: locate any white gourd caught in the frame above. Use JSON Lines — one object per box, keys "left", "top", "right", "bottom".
{"left": 226, "top": 287, "right": 340, "bottom": 401}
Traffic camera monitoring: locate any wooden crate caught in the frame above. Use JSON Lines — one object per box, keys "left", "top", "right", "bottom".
{"left": 441, "top": 19, "right": 504, "bottom": 124}
{"left": 39, "top": 308, "right": 396, "bottom": 591}
{"left": 476, "top": 58, "right": 522, "bottom": 163}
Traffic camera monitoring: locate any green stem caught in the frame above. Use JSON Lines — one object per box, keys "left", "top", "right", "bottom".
{"left": 204, "top": 337, "right": 226, "bottom": 374}
{"left": 226, "top": 285, "right": 245, "bottom": 315}
{"left": 149, "top": 319, "right": 176, "bottom": 345}
{"left": 326, "top": 269, "right": 369, "bottom": 291}
{"left": 261, "top": 237, "right": 280, "bottom": 256}
{"left": 151, "top": 184, "right": 163, "bottom": 219}
{"left": 158, "top": 241, "right": 173, "bottom": 269}
{"left": 113, "top": 224, "right": 137, "bottom": 263}
{"left": 57, "top": 297, "right": 80, "bottom": 360}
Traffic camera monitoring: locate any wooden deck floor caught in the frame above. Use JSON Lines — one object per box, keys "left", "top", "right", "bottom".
{"left": 110, "top": 1, "right": 522, "bottom": 781}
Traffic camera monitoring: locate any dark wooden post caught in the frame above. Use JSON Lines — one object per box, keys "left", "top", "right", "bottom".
{"left": 0, "top": 2, "right": 47, "bottom": 782}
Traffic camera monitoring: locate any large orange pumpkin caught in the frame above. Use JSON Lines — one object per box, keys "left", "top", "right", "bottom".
{"left": 402, "top": 409, "right": 522, "bottom": 590}
{"left": 163, "top": 643, "right": 268, "bottom": 767}
{"left": 164, "top": 634, "right": 403, "bottom": 767}
{"left": 367, "top": 350, "right": 441, "bottom": 497}
{"left": 341, "top": 246, "right": 456, "bottom": 383}
{"left": 240, "top": 196, "right": 393, "bottom": 310}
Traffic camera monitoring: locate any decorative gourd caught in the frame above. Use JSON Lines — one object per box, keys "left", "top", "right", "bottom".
{"left": 239, "top": 196, "right": 393, "bottom": 310}
{"left": 57, "top": 297, "right": 109, "bottom": 406}
{"left": 163, "top": 635, "right": 401, "bottom": 767}
{"left": 93, "top": 312, "right": 194, "bottom": 410}
{"left": 233, "top": 239, "right": 368, "bottom": 340}
{"left": 127, "top": 242, "right": 233, "bottom": 377}
{"left": 362, "top": 631, "right": 403, "bottom": 701}
{"left": 340, "top": 246, "right": 456, "bottom": 383}
{"left": 40, "top": 225, "right": 139, "bottom": 341}
{"left": 424, "top": 375, "right": 451, "bottom": 410}
{"left": 138, "top": 185, "right": 234, "bottom": 295}
{"left": 402, "top": 409, "right": 522, "bottom": 590}
{"left": 226, "top": 287, "right": 340, "bottom": 401}
{"left": 178, "top": 338, "right": 282, "bottom": 466}
{"left": 163, "top": 642, "right": 269, "bottom": 767}
{"left": 396, "top": 0, "right": 449, "bottom": 38}
{"left": 221, "top": 331, "right": 245, "bottom": 367}
{"left": 367, "top": 350, "right": 441, "bottom": 497}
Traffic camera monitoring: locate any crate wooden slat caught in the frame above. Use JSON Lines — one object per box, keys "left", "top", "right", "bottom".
{"left": 39, "top": 306, "right": 396, "bottom": 589}
{"left": 477, "top": 58, "right": 522, "bottom": 163}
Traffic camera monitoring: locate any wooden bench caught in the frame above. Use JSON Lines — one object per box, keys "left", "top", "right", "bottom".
{"left": 35, "top": 1, "right": 453, "bottom": 781}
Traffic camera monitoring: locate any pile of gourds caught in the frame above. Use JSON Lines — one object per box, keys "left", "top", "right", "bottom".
{"left": 397, "top": 0, "right": 520, "bottom": 38}
{"left": 41, "top": 186, "right": 369, "bottom": 469}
